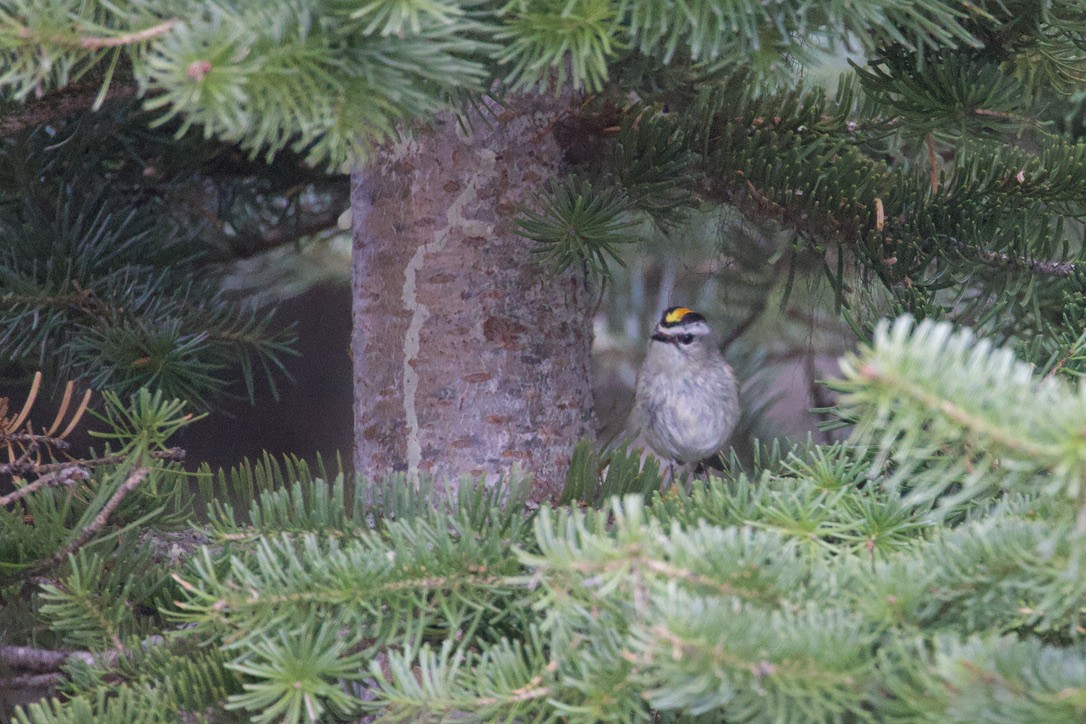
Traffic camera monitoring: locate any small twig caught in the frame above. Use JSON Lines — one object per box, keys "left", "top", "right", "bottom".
{"left": 35, "top": 467, "right": 149, "bottom": 572}
{"left": 721, "top": 301, "right": 765, "bottom": 352}
{"left": 16, "top": 19, "right": 178, "bottom": 50}
{"left": 980, "top": 250, "right": 1078, "bottom": 279}
{"left": 2, "top": 672, "right": 64, "bottom": 690}
{"left": 1, "top": 447, "right": 182, "bottom": 485}
{"left": 0, "top": 440, "right": 39, "bottom": 477}
{"left": 9, "top": 671, "right": 66, "bottom": 689}
{"left": 0, "top": 466, "right": 89, "bottom": 508}
{"left": 927, "top": 134, "right": 939, "bottom": 195}
{"left": 0, "top": 431, "right": 71, "bottom": 450}
{"left": 1044, "top": 346, "right": 1079, "bottom": 381}
{"left": 805, "top": 352, "right": 833, "bottom": 444}
{"left": 972, "top": 108, "right": 1043, "bottom": 130}
{"left": 591, "top": 277, "right": 608, "bottom": 319}
{"left": 29, "top": 447, "right": 185, "bottom": 475}
{"left": 79, "top": 19, "right": 179, "bottom": 49}
{"left": 217, "top": 212, "right": 343, "bottom": 261}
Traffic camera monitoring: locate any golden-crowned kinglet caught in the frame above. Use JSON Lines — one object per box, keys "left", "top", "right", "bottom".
{"left": 626, "top": 306, "right": 740, "bottom": 474}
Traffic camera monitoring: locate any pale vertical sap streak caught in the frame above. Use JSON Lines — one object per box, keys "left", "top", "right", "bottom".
{"left": 401, "top": 148, "right": 498, "bottom": 488}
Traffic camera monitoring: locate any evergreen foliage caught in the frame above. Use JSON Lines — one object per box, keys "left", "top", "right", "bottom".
{"left": 0, "top": 101, "right": 339, "bottom": 406}
{"left": 1, "top": 0, "right": 1083, "bottom": 393}
{"left": 6, "top": 316, "right": 1086, "bottom": 721}
{"left": 2, "top": 0, "right": 1086, "bottom": 721}
{"left": 0, "top": 1, "right": 1081, "bottom": 397}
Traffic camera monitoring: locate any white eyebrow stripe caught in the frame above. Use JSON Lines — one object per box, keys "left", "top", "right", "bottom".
{"left": 655, "top": 320, "right": 711, "bottom": 336}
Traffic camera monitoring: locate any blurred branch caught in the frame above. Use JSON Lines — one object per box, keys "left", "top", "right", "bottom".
{"left": 222, "top": 208, "right": 344, "bottom": 260}
{"left": 0, "top": 84, "right": 137, "bottom": 138}
{"left": 2, "top": 672, "right": 63, "bottom": 690}
{"left": 77, "top": 19, "right": 178, "bottom": 50}
{"left": 0, "top": 645, "right": 80, "bottom": 671}
{"left": 980, "top": 250, "right": 1079, "bottom": 278}
{"left": 0, "top": 634, "right": 166, "bottom": 672}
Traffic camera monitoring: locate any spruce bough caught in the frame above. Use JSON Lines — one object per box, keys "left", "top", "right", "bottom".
{"left": 1, "top": 1, "right": 1085, "bottom": 399}
{"left": 10, "top": 316, "right": 1086, "bottom": 722}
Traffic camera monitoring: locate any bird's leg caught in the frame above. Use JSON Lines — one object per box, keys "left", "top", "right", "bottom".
{"left": 675, "top": 462, "right": 686, "bottom": 494}
{"left": 698, "top": 453, "right": 725, "bottom": 489}
{"left": 661, "top": 459, "right": 679, "bottom": 494}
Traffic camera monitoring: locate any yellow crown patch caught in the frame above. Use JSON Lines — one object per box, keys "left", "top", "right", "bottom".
{"left": 664, "top": 307, "right": 694, "bottom": 324}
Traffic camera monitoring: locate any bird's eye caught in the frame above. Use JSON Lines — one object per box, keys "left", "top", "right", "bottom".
{"left": 678, "top": 334, "right": 694, "bottom": 345}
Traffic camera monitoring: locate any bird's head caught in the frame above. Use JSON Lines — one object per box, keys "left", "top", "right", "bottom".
{"left": 650, "top": 306, "right": 715, "bottom": 359}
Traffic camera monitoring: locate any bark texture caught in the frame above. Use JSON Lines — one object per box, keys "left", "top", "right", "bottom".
{"left": 351, "top": 94, "right": 595, "bottom": 501}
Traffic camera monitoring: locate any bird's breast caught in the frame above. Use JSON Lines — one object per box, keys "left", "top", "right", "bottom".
{"left": 640, "top": 373, "right": 738, "bottom": 463}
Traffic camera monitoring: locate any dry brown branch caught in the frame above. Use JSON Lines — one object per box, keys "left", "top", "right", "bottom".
{"left": 44, "top": 381, "right": 75, "bottom": 437}
{"left": 1, "top": 373, "right": 91, "bottom": 468}
{"left": 40, "top": 381, "right": 91, "bottom": 441}
{"left": 57, "top": 389, "right": 93, "bottom": 440}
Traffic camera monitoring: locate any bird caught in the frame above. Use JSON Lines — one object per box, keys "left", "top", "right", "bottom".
{"left": 625, "top": 306, "right": 740, "bottom": 482}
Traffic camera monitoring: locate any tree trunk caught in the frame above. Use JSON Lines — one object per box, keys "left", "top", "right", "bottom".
{"left": 350, "top": 94, "right": 595, "bottom": 502}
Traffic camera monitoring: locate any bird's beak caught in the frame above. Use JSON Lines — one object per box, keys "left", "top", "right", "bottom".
{"left": 651, "top": 332, "right": 675, "bottom": 345}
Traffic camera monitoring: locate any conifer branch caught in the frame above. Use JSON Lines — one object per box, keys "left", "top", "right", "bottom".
{"left": 854, "top": 364, "right": 1057, "bottom": 459}
{"left": 33, "top": 466, "right": 149, "bottom": 572}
